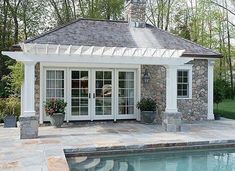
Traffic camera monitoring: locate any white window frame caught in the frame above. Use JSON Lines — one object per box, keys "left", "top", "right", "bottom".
{"left": 176, "top": 65, "right": 192, "bottom": 99}
{"left": 43, "top": 68, "right": 67, "bottom": 121}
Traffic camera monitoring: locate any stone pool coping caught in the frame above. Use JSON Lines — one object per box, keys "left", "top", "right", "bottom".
{"left": 64, "top": 140, "right": 235, "bottom": 157}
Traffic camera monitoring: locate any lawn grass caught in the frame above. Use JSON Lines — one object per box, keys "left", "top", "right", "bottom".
{"left": 214, "top": 99, "right": 235, "bottom": 119}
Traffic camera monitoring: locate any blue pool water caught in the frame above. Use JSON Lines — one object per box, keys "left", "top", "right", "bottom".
{"left": 67, "top": 148, "right": 235, "bottom": 171}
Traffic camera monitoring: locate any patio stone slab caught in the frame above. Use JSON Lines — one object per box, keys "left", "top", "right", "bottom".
{"left": 1, "top": 119, "right": 235, "bottom": 170}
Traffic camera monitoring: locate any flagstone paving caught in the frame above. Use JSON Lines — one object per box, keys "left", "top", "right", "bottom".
{"left": 1, "top": 119, "right": 235, "bottom": 171}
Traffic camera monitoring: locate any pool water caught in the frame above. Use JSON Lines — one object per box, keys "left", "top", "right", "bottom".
{"left": 67, "top": 148, "right": 235, "bottom": 171}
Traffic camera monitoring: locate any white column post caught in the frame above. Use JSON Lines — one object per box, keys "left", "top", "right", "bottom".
{"left": 22, "top": 61, "right": 36, "bottom": 116}
{"left": 207, "top": 60, "right": 215, "bottom": 120}
{"left": 165, "top": 65, "right": 178, "bottom": 113}
{"left": 163, "top": 65, "right": 182, "bottom": 132}
{"left": 20, "top": 61, "right": 39, "bottom": 139}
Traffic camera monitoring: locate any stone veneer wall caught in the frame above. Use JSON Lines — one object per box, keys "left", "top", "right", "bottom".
{"left": 35, "top": 63, "right": 40, "bottom": 116}
{"left": 141, "top": 65, "right": 166, "bottom": 123}
{"left": 178, "top": 60, "right": 208, "bottom": 121}
{"left": 34, "top": 59, "right": 208, "bottom": 121}
{"left": 141, "top": 59, "right": 208, "bottom": 122}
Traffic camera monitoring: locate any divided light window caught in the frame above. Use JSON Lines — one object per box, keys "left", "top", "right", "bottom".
{"left": 177, "top": 70, "right": 189, "bottom": 98}
{"left": 46, "top": 70, "right": 64, "bottom": 100}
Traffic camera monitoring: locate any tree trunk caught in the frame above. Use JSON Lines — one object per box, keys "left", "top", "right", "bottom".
{"left": 2, "top": 0, "right": 8, "bottom": 49}
{"left": 164, "top": 0, "right": 171, "bottom": 31}
{"left": 225, "top": 0, "right": 234, "bottom": 99}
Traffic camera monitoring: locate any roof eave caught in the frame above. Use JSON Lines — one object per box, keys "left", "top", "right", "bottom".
{"left": 181, "top": 53, "right": 223, "bottom": 58}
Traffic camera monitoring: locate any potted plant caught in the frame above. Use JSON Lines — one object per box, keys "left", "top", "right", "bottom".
{"left": 3, "top": 97, "right": 20, "bottom": 128}
{"left": 44, "top": 98, "right": 67, "bottom": 128}
{"left": 214, "top": 112, "right": 221, "bottom": 120}
{"left": 137, "top": 98, "right": 157, "bottom": 124}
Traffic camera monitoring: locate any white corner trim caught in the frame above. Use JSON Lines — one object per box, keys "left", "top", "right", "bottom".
{"left": 208, "top": 59, "right": 215, "bottom": 120}
{"left": 39, "top": 63, "right": 43, "bottom": 124}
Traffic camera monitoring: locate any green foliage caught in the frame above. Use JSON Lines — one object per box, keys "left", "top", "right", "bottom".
{"left": 214, "top": 99, "right": 235, "bottom": 119}
{"left": 214, "top": 79, "right": 225, "bottom": 107}
{"left": 44, "top": 98, "right": 67, "bottom": 116}
{"left": 0, "top": 54, "right": 16, "bottom": 98}
{"left": 0, "top": 97, "right": 20, "bottom": 122}
{"left": 0, "top": 99, "right": 6, "bottom": 122}
{"left": 214, "top": 79, "right": 232, "bottom": 100}
{"left": 2, "top": 62, "right": 24, "bottom": 96}
{"left": 214, "top": 109, "right": 235, "bottom": 119}
{"left": 5, "top": 96, "right": 21, "bottom": 115}
{"left": 137, "top": 98, "right": 156, "bottom": 111}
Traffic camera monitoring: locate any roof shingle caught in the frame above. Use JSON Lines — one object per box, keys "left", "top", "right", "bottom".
{"left": 25, "top": 19, "right": 221, "bottom": 58}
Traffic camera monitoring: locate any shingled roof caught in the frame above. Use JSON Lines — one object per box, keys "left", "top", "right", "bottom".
{"left": 25, "top": 19, "right": 221, "bottom": 58}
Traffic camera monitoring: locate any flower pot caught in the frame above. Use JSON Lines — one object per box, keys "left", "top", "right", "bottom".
{"left": 49, "top": 113, "right": 65, "bottom": 128}
{"left": 214, "top": 113, "right": 221, "bottom": 120}
{"left": 4, "top": 115, "right": 16, "bottom": 128}
{"left": 141, "top": 111, "right": 156, "bottom": 124}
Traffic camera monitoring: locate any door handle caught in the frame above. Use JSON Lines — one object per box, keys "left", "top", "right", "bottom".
{"left": 89, "top": 93, "right": 91, "bottom": 98}
{"left": 93, "top": 93, "right": 96, "bottom": 98}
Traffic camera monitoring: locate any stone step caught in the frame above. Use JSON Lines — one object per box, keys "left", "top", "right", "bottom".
{"left": 96, "top": 160, "right": 114, "bottom": 171}
{"left": 74, "top": 156, "right": 87, "bottom": 163}
{"left": 119, "top": 162, "right": 128, "bottom": 171}
{"left": 74, "top": 158, "right": 100, "bottom": 170}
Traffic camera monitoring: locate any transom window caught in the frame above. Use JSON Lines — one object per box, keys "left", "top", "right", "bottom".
{"left": 177, "top": 70, "right": 189, "bottom": 98}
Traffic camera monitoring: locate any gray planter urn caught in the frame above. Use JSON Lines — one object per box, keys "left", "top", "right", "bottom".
{"left": 49, "top": 113, "right": 65, "bottom": 128}
{"left": 4, "top": 115, "right": 17, "bottom": 128}
{"left": 140, "top": 111, "right": 156, "bottom": 124}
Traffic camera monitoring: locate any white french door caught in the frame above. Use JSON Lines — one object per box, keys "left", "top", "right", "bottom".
{"left": 92, "top": 70, "right": 114, "bottom": 120}
{"left": 44, "top": 67, "right": 137, "bottom": 121}
{"left": 69, "top": 69, "right": 91, "bottom": 120}
{"left": 116, "top": 70, "right": 137, "bottom": 120}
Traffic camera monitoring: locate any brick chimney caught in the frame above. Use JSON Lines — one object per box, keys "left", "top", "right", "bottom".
{"left": 125, "top": 0, "right": 146, "bottom": 28}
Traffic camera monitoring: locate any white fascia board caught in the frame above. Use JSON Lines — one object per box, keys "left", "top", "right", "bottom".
{"left": 2, "top": 51, "right": 193, "bottom": 66}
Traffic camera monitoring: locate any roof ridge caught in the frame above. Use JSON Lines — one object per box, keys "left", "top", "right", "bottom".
{"left": 25, "top": 18, "right": 128, "bottom": 43}
{"left": 153, "top": 26, "right": 221, "bottom": 56}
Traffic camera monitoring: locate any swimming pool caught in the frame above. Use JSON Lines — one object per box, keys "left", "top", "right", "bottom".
{"left": 66, "top": 148, "right": 235, "bottom": 171}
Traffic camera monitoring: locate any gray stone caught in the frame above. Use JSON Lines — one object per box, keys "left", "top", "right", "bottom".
{"left": 162, "top": 112, "right": 182, "bottom": 132}
{"left": 141, "top": 59, "right": 209, "bottom": 122}
{"left": 19, "top": 116, "right": 39, "bottom": 139}
{"left": 35, "top": 63, "right": 40, "bottom": 116}
{"left": 163, "top": 123, "right": 181, "bottom": 132}
{"left": 180, "top": 124, "right": 191, "bottom": 132}
{"left": 125, "top": 1, "right": 146, "bottom": 27}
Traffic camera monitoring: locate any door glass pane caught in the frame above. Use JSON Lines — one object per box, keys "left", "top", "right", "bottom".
{"left": 71, "top": 71, "right": 89, "bottom": 116}
{"left": 95, "top": 71, "right": 112, "bottom": 116}
{"left": 118, "top": 71, "right": 135, "bottom": 115}
{"left": 47, "top": 71, "right": 55, "bottom": 79}
{"left": 56, "top": 71, "right": 64, "bottom": 79}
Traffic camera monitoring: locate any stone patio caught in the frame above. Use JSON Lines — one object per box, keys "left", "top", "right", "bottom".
{"left": 1, "top": 119, "right": 235, "bottom": 171}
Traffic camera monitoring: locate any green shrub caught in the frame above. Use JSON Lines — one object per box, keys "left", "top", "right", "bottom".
{"left": 214, "top": 79, "right": 233, "bottom": 99}
{"left": 0, "top": 99, "right": 6, "bottom": 123}
{"left": 137, "top": 98, "right": 156, "bottom": 111}
{"left": 0, "top": 97, "right": 20, "bottom": 122}
{"left": 214, "top": 109, "right": 235, "bottom": 119}
{"left": 5, "top": 96, "right": 21, "bottom": 116}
